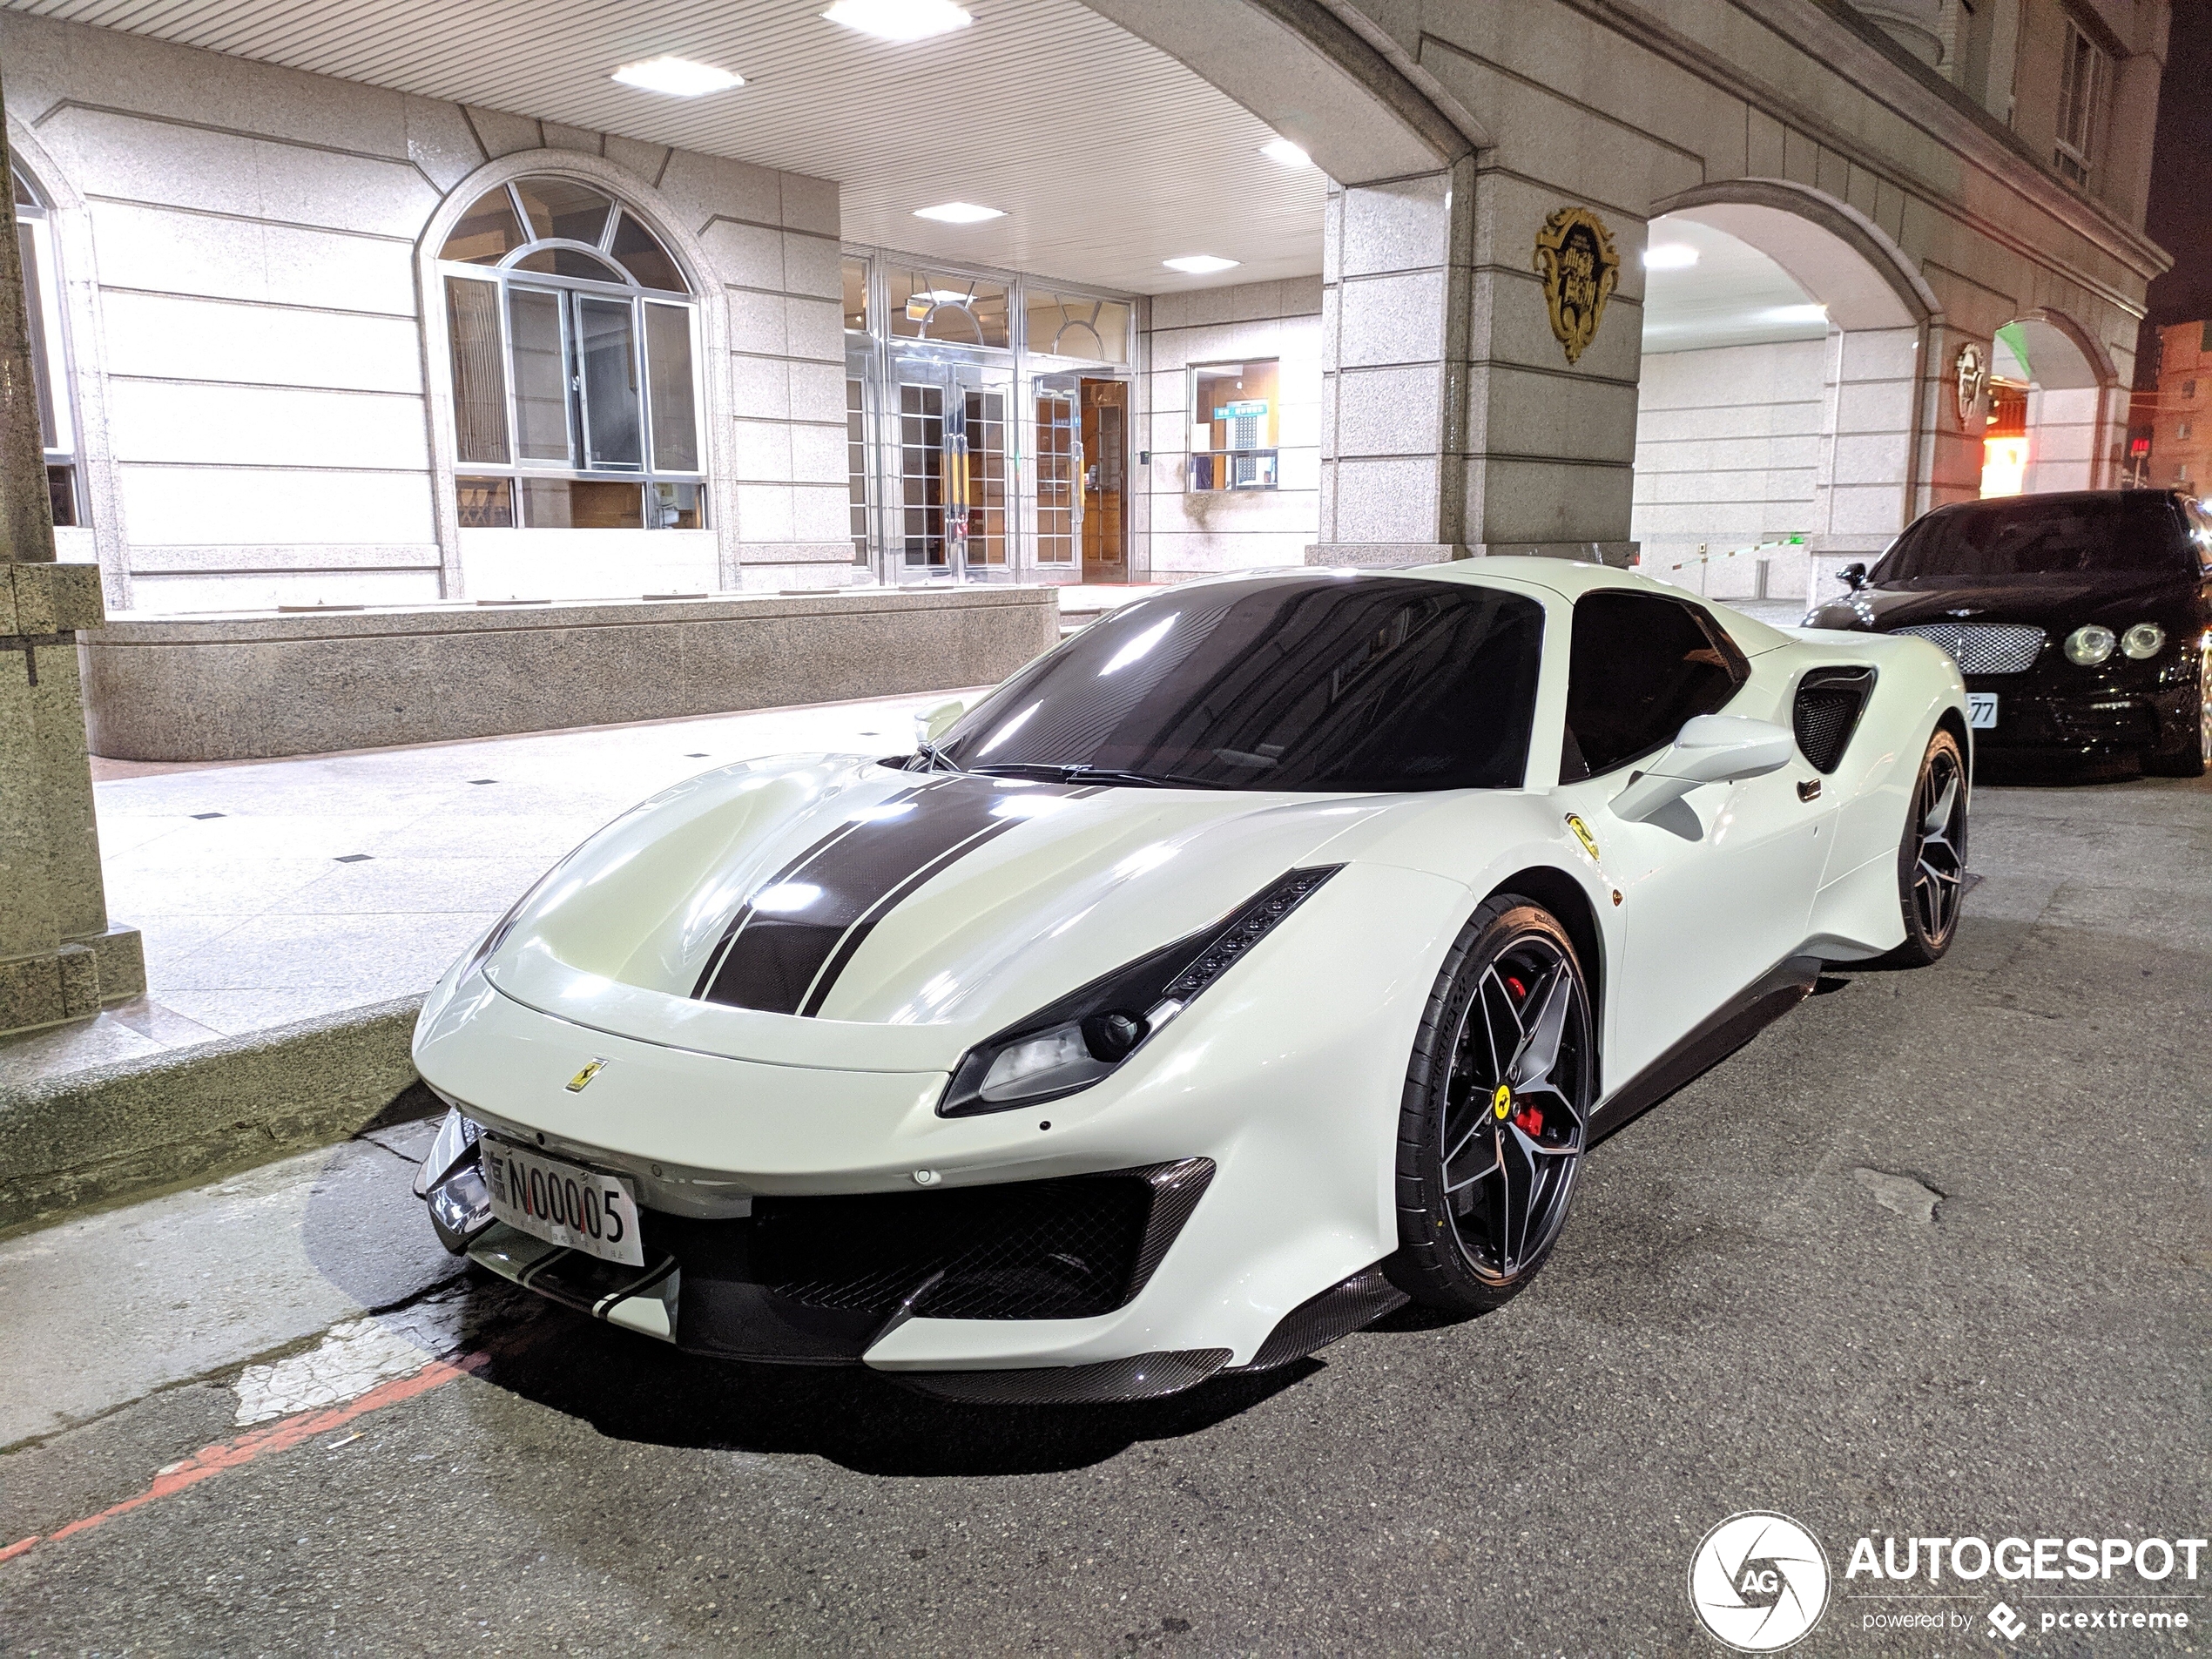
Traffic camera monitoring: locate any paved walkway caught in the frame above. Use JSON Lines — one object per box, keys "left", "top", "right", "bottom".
{"left": 5, "top": 688, "right": 983, "bottom": 1079}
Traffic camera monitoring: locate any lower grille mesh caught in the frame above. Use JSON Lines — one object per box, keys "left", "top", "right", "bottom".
{"left": 751, "top": 1159, "right": 1211, "bottom": 1322}
{"left": 1892, "top": 622, "right": 2045, "bottom": 675}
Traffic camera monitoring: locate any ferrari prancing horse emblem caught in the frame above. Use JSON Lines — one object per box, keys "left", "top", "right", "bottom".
{"left": 566, "top": 1058, "right": 607, "bottom": 1092}
{"left": 1534, "top": 206, "right": 1621, "bottom": 366}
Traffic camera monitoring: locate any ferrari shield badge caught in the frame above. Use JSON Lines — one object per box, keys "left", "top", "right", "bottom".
{"left": 1534, "top": 206, "right": 1620, "bottom": 366}
{"left": 1565, "top": 813, "right": 1601, "bottom": 860}
{"left": 565, "top": 1058, "right": 608, "bottom": 1093}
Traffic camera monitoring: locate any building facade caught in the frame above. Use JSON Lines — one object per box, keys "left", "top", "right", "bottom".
{"left": 2137, "top": 320, "right": 2212, "bottom": 492}
{"left": 0, "top": 0, "right": 2175, "bottom": 617}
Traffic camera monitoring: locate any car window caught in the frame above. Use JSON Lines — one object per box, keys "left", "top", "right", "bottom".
{"left": 934, "top": 573, "right": 1545, "bottom": 792}
{"left": 1871, "top": 493, "right": 2189, "bottom": 581}
{"left": 1561, "top": 592, "right": 1749, "bottom": 781}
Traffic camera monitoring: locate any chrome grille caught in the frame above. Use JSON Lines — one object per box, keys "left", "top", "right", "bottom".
{"left": 1892, "top": 622, "right": 2046, "bottom": 675}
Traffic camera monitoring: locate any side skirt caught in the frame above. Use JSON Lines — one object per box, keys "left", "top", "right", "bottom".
{"left": 1589, "top": 954, "right": 1824, "bottom": 1140}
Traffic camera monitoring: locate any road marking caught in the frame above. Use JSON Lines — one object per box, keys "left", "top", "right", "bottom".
{"left": 1, "top": 1351, "right": 486, "bottom": 1566}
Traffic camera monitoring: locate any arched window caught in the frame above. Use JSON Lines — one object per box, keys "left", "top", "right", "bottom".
{"left": 437, "top": 176, "right": 705, "bottom": 530}
{"left": 13, "top": 165, "right": 78, "bottom": 528}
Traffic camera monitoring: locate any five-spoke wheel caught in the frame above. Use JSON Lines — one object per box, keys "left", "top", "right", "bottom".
{"left": 1890, "top": 727, "right": 1968, "bottom": 966}
{"left": 1392, "top": 896, "right": 1596, "bottom": 1312}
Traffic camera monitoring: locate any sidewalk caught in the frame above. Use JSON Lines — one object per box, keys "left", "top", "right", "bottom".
{"left": 5, "top": 687, "right": 981, "bottom": 1082}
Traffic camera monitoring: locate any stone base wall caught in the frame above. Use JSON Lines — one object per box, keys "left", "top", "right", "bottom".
{"left": 82, "top": 587, "right": 1056, "bottom": 762}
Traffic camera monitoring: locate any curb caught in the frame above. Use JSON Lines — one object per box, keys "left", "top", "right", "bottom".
{"left": 0, "top": 995, "right": 424, "bottom": 1233}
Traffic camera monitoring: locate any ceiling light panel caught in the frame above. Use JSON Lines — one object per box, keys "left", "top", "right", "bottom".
{"left": 1259, "top": 138, "right": 1311, "bottom": 169}
{"left": 824, "top": 0, "right": 974, "bottom": 43}
{"left": 914, "top": 200, "right": 1005, "bottom": 224}
{"left": 610, "top": 55, "right": 743, "bottom": 96}
{"left": 1642, "top": 243, "right": 1698, "bottom": 269}
{"left": 1163, "top": 255, "right": 1239, "bottom": 274}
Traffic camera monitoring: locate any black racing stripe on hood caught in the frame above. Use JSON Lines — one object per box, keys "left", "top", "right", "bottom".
{"left": 693, "top": 775, "right": 1095, "bottom": 1016}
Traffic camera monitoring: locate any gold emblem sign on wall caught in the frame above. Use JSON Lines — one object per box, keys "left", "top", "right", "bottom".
{"left": 1534, "top": 206, "right": 1621, "bottom": 366}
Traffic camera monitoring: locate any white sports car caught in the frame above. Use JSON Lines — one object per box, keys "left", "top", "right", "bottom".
{"left": 411, "top": 560, "right": 1969, "bottom": 1401}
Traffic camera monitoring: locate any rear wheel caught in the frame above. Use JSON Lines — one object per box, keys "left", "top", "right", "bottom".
{"left": 1388, "top": 896, "right": 1596, "bottom": 1314}
{"left": 1888, "top": 728, "right": 1968, "bottom": 967}
{"left": 2142, "top": 638, "right": 2208, "bottom": 778}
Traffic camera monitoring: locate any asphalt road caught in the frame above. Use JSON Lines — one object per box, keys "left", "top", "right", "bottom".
{"left": 2, "top": 772, "right": 2205, "bottom": 1656}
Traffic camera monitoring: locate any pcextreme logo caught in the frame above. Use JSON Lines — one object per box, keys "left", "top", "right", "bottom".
{"left": 1689, "top": 1512, "right": 1831, "bottom": 1651}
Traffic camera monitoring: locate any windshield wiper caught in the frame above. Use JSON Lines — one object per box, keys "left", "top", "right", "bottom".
{"left": 966, "top": 762, "right": 1212, "bottom": 789}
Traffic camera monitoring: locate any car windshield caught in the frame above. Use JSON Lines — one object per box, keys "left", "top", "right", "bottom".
{"left": 934, "top": 573, "right": 1545, "bottom": 792}
{"left": 1871, "top": 494, "right": 2186, "bottom": 582}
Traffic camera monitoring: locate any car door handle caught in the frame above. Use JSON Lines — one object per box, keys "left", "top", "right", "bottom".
{"left": 1797, "top": 779, "right": 1822, "bottom": 802}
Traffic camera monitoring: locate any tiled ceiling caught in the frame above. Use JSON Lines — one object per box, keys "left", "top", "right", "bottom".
{"left": 1641, "top": 215, "right": 1829, "bottom": 354}
{"left": 2, "top": 0, "right": 1326, "bottom": 293}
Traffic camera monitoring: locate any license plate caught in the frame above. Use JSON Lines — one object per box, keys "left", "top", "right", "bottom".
{"left": 482, "top": 1140, "right": 643, "bottom": 1266}
{"left": 1967, "top": 692, "right": 1999, "bottom": 729}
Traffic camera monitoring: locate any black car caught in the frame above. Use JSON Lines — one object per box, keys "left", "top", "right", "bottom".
{"left": 1805, "top": 489, "right": 2211, "bottom": 777}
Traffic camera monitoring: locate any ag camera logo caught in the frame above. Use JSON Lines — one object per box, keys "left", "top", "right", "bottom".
{"left": 1689, "top": 1512, "right": 1831, "bottom": 1651}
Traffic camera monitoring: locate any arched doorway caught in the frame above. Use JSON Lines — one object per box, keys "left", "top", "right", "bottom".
{"left": 1631, "top": 179, "right": 1941, "bottom": 612}
{"left": 1980, "top": 310, "right": 2116, "bottom": 496}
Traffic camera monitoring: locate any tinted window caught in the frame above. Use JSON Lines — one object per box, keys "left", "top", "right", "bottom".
{"left": 1561, "top": 593, "right": 1748, "bottom": 780}
{"left": 1872, "top": 493, "right": 2189, "bottom": 581}
{"left": 935, "top": 574, "right": 1544, "bottom": 792}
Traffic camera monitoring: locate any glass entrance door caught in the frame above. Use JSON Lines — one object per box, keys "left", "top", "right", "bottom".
{"left": 1034, "top": 377, "right": 1081, "bottom": 572}
{"left": 891, "top": 355, "right": 1009, "bottom": 583}
{"left": 1080, "top": 378, "right": 1129, "bottom": 583}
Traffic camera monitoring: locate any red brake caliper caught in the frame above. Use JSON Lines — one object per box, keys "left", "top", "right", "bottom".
{"left": 1501, "top": 975, "right": 1544, "bottom": 1135}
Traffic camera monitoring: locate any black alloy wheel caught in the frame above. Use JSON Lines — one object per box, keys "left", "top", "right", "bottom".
{"left": 2143, "top": 633, "right": 2209, "bottom": 778}
{"left": 1888, "top": 727, "right": 1968, "bottom": 966}
{"left": 1390, "top": 896, "right": 1596, "bottom": 1313}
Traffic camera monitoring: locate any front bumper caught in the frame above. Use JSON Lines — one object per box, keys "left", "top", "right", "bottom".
{"left": 410, "top": 857, "right": 1463, "bottom": 1395}
{"left": 1964, "top": 674, "right": 2195, "bottom": 764}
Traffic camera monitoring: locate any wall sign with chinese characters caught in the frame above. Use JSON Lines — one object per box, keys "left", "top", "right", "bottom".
{"left": 1534, "top": 206, "right": 1620, "bottom": 366}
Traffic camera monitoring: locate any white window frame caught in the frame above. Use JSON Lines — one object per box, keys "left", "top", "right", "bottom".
{"left": 2053, "top": 18, "right": 2110, "bottom": 188}
{"left": 437, "top": 178, "right": 706, "bottom": 530}
{"left": 13, "top": 173, "right": 79, "bottom": 525}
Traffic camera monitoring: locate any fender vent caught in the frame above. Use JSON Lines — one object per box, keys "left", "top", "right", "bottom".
{"left": 1793, "top": 665, "right": 1876, "bottom": 774}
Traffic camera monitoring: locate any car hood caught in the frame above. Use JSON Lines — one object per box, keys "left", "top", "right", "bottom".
{"left": 1811, "top": 571, "right": 2192, "bottom": 632}
{"left": 481, "top": 757, "right": 1399, "bottom": 1070}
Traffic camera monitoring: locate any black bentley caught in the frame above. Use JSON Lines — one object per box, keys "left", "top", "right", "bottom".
{"left": 1806, "top": 489, "right": 2211, "bottom": 778}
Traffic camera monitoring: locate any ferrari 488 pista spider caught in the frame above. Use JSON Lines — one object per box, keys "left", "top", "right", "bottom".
{"left": 413, "top": 559, "right": 1969, "bottom": 1401}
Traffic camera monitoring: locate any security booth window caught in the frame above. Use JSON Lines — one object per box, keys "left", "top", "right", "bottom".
{"left": 440, "top": 175, "right": 705, "bottom": 530}
{"left": 1190, "top": 361, "right": 1278, "bottom": 492}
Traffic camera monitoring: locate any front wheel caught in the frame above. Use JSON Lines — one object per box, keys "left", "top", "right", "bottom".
{"left": 1388, "top": 896, "right": 1597, "bottom": 1314}
{"left": 1887, "top": 727, "right": 1968, "bottom": 967}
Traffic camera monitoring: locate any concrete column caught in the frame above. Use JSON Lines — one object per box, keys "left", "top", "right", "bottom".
{"left": 1804, "top": 325, "right": 1924, "bottom": 603}
{"left": 1312, "top": 162, "right": 1637, "bottom": 569}
{"left": 1312, "top": 167, "right": 1470, "bottom": 566}
{"left": 0, "top": 91, "right": 140, "bottom": 1037}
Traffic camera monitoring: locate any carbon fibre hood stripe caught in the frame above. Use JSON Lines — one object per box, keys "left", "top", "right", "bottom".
{"left": 692, "top": 774, "right": 1096, "bottom": 1015}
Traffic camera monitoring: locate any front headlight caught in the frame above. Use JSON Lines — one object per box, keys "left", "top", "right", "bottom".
{"left": 2121, "top": 623, "right": 2166, "bottom": 660}
{"left": 938, "top": 866, "right": 1341, "bottom": 1116}
{"left": 2064, "top": 624, "right": 2115, "bottom": 666}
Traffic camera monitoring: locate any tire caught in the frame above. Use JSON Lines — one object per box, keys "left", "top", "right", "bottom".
{"left": 2142, "top": 640, "right": 2208, "bottom": 778}
{"left": 1887, "top": 727, "right": 1969, "bottom": 967}
{"left": 1387, "top": 895, "right": 1597, "bottom": 1315}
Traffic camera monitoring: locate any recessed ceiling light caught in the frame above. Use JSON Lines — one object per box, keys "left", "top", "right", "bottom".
{"left": 914, "top": 201, "right": 1004, "bottom": 224}
{"left": 824, "top": 0, "right": 974, "bottom": 42}
{"left": 1764, "top": 303, "right": 1830, "bottom": 324}
{"left": 1642, "top": 243, "right": 1698, "bottom": 269}
{"left": 610, "top": 55, "right": 743, "bottom": 97}
{"left": 1163, "top": 255, "right": 1239, "bottom": 274}
{"left": 1259, "top": 138, "right": 1312, "bottom": 168}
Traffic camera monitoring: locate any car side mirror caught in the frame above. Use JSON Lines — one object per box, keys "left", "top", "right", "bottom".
{"left": 1840, "top": 562, "right": 1868, "bottom": 591}
{"left": 1608, "top": 716, "right": 1795, "bottom": 824}
{"left": 916, "top": 698, "right": 967, "bottom": 747}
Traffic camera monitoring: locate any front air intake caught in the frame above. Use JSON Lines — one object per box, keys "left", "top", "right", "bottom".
{"left": 1792, "top": 665, "right": 1876, "bottom": 773}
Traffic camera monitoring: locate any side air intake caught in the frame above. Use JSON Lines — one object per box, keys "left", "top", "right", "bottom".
{"left": 1792, "top": 666, "right": 1876, "bottom": 774}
